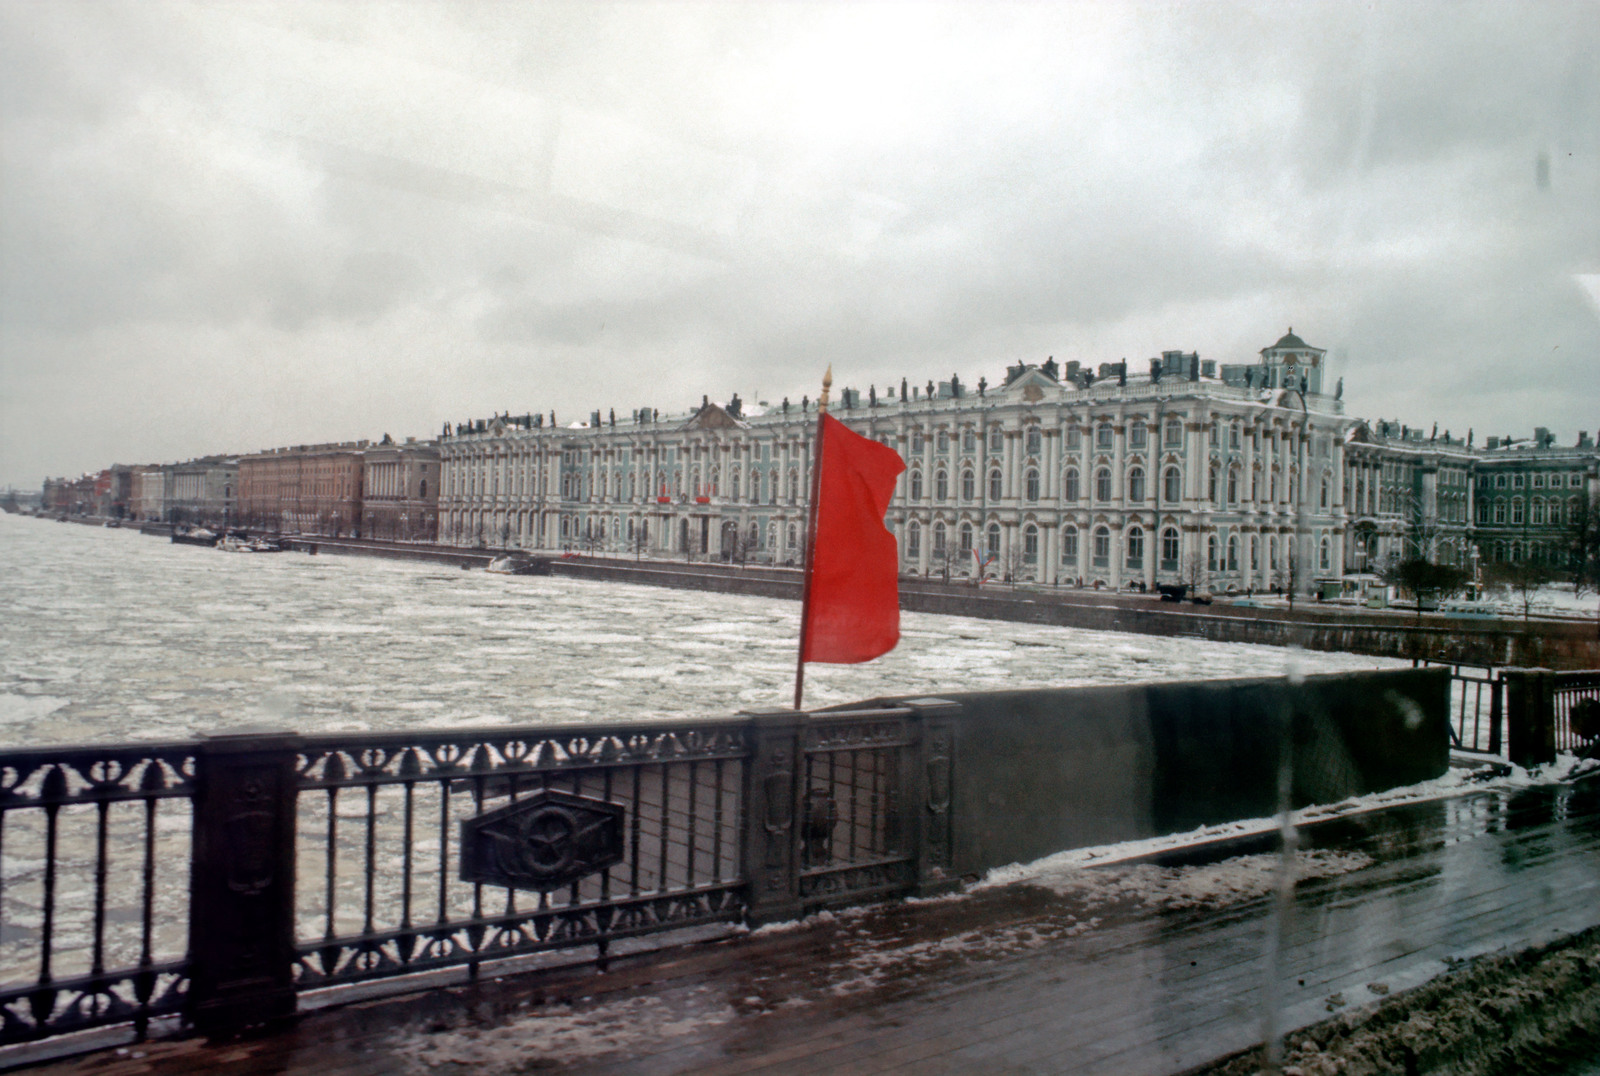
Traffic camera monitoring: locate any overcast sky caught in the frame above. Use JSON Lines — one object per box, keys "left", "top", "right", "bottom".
{"left": 2, "top": 1, "right": 1596, "bottom": 486}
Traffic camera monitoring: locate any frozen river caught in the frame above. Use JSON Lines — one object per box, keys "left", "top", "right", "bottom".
{"left": 0, "top": 514, "right": 1402, "bottom": 747}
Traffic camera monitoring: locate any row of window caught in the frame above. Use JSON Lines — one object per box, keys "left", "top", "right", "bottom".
{"left": 903, "top": 521, "right": 1333, "bottom": 573}
{"left": 1480, "top": 472, "right": 1586, "bottom": 490}
{"left": 904, "top": 463, "right": 1329, "bottom": 508}
{"left": 1477, "top": 496, "right": 1586, "bottom": 526}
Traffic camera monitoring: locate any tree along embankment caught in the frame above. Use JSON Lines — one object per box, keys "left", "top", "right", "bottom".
{"left": 250, "top": 536, "right": 1600, "bottom": 670}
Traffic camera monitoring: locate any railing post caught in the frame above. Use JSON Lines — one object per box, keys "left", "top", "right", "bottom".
{"left": 740, "top": 710, "right": 805, "bottom": 926}
{"left": 187, "top": 729, "right": 302, "bottom": 1034}
{"left": 1488, "top": 670, "right": 1504, "bottom": 756}
{"left": 905, "top": 698, "right": 961, "bottom": 898}
{"left": 1503, "top": 668, "right": 1555, "bottom": 769}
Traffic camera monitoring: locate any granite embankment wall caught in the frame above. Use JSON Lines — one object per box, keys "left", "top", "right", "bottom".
{"left": 546, "top": 557, "right": 1598, "bottom": 671}
{"left": 217, "top": 536, "right": 1600, "bottom": 670}
{"left": 858, "top": 667, "right": 1451, "bottom": 878}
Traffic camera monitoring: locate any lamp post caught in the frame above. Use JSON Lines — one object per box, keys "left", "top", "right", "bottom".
{"left": 1281, "top": 374, "right": 1310, "bottom": 610}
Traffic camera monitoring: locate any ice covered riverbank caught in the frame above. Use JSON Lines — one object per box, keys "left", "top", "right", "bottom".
{"left": 0, "top": 514, "right": 1405, "bottom": 746}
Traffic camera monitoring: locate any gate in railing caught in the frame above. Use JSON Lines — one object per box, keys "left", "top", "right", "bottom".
{"left": 1414, "top": 660, "right": 1504, "bottom": 755}
{"left": 0, "top": 702, "right": 957, "bottom": 1051}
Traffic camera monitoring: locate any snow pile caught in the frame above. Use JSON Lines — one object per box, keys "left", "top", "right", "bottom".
{"left": 1017, "top": 849, "right": 1373, "bottom": 910}
{"left": 394, "top": 989, "right": 734, "bottom": 1072}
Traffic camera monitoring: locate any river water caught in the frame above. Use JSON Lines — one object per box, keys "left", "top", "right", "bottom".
{"left": 0, "top": 513, "right": 1402, "bottom": 748}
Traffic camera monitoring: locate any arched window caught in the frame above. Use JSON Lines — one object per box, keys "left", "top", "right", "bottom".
{"left": 1064, "top": 468, "right": 1080, "bottom": 502}
{"left": 730, "top": 469, "right": 741, "bottom": 499}
{"left": 1320, "top": 475, "right": 1330, "bottom": 509}
{"left": 961, "top": 469, "right": 975, "bottom": 500}
{"left": 989, "top": 469, "right": 1003, "bottom": 500}
{"left": 910, "top": 470, "right": 924, "bottom": 501}
{"left": 1227, "top": 534, "right": 1239, "bottom": 571}
{"left": 1511, "top": 498, "right": 1524, "bottom": 525}
{"left": 1126, "top": 526, "right": 1144, "bottom": 569}
{"left": 935, "top": 470, "right": 949, "bottom": 501}
{"left": 787, "top": 470, "right": 798, "bottom": 501}
{"left": 959, "top": 521, "right": 974, "bottom": 553}
{"left": 1532, "top": 498, "right": 1546, "bottom": 525}
{"left": 1092, "top": 526, "right": 1111, "bottom": 567}
{"left": 1493, "top": 500, "right": 1506, "bottom": 524}
{"left": 749, "top": 521, "right": 759, "bottom": 548}
{"left": 1025, "top": 468, "right": 1040, "bottom": 502}
{"left": 1061, "top": 525, "right": 1079, "bottom": 564}
{"left": 1227, "top": 468, "right": 1239, "bottom": 505}
{"left": 933, "top": 522, "right": 947, "bottom": 557}
{"left": 1207, "top": 535, "right": 1218, "bottom": 571}
{"left": 1161, "top": 527, "right": 1180, "bottom": 570}
{"left": 1025, "top": 426, "right": 1041, "bottom": 455}
{"left": 1023, "top": 524, "right": 1039, "bottom": 565}
{"left": 767, "top": 470, "right": 777, "bottom": 505}
{"left": 1163, "top": 466, "right": 1181, "bottom": 504}
{"left": 986, "top": 523, "right": 1001, "bottom": 557}
{"left": 1319, "top": 536, "right": 1331, "bottom": 571}
{"left": 787, "top": 523, "right": 798, "bottom": 551}
{"left": 1095, "top": 468, "right": 1112, "bottom": 502}
{"left": 1128, "top": 466, "right": 1146, "bottom": 503}
{"left": 1209, "top": 466, "right": 1220, "bottom": 503}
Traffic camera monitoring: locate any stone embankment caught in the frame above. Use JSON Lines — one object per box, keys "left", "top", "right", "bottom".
{"left": 205, "top": 535, "right": 1600, "bottom": 670}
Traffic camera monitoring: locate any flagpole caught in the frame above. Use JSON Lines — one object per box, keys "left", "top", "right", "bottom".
{"left": 793, "top": 367, "right": 832, "bottom": 711}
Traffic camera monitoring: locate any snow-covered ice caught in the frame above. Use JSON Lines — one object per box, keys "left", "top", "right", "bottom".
{"left": 0, "top": 514, "right": 1406, "bottom": 746}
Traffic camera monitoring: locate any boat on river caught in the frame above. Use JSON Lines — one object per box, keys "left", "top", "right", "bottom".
{"left": 171, "top": 526, "right": 219, "bottom": 547}
{"left": 485, "top": 553, "right": 551, "bottom": 576}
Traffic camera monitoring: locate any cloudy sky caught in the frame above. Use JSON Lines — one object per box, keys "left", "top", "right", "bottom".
{"left": 2, "top": 1, "right": 1596, "bottom": 486}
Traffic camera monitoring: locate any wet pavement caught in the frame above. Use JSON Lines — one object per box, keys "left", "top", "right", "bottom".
{"left": 25, "top": 776, "right": 1600, "bottom": 1076}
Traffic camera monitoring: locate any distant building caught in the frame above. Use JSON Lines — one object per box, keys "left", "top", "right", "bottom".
{"left": 238, "top": 441, "right": 367, "bottom": 536}
{"left": 129, "top": 465, "right": 168, "bottom": 522}
{"left": 1343, "top": 421, "right": 1478, "bottom": 573}
{"left": 438, "top": 331, "right": 1353, "bottom": 594}
{"left": 1472, "top": 429, "right": 1600, "bottom": 569}
{"left": 360, "top": 436, "right": 440, "bottom": 542}
{"left": 167, "top": 456, "right": 237, "bottom": 528}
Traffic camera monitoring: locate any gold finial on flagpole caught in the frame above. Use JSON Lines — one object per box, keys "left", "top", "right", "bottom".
{"left": 819, "top": 365, "right": 832, "bottom": 414}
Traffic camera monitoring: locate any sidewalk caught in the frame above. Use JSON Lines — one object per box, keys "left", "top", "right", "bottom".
{"left": 31, "top": 779, "right": 1600, "bottom": 1076}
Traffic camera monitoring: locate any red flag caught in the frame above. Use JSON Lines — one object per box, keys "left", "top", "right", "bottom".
{"left": 800, "top": 414, "right": 906, "bottom": 664}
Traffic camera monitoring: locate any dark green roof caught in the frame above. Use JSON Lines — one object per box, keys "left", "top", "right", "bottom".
{"left": 1269, "top": 330, "right": 1309, "bottom": 350}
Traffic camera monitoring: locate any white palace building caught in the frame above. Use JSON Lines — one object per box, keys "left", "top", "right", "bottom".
{"left": 438, "top": 330, "right": 1362, "bottom": 593}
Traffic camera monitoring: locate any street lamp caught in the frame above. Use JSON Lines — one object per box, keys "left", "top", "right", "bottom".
{"left": 1276, "top": 373, "right": 1311, "bottom": 611}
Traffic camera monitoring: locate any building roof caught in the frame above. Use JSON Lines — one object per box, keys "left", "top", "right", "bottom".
{"left": 1268, "top": 329, "right": 1309, "bottom": 350}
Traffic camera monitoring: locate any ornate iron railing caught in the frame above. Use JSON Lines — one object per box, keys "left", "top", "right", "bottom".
{"left": 291, "top": 720, "right": 752, "bottom": 991}
{"left": 0, "top": 702, "right": 958, "bottom": 1052}
{"left": 1552, "top": 671, "right": 1600, "bottom": 755}
{"left": 1414, "top": 660, "right": 1504, "bottom": 755}
{"left": 0, "top": 744, "right": 195, "bottom": 1046}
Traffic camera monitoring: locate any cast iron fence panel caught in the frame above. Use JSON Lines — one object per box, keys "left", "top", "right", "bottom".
{"left": 0, "top": 744, "right": 195, "bottom": 1045}
{"left": 797, "top": 710, "right": 917, "bottom": 908}
{"left": 1552, "top": 671, "right": 1600, "bottom": 754}
{"left": 290, "top": 720, "right": 750, "bottom": 991}
{"left": 1415, "top": 660, "right": 1503, "bottom": 755}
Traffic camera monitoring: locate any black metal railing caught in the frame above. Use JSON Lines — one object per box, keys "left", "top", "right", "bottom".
{"left": 0, "top": 702, "right": 959, "bottom": 1052}
{"left": 0, "top": 744, "right": 195, "bottom": 1046}
{"left": 292, "top": 721, "right": 751, "bottom": 992}
{"left": 1552, "top": 671, "right": 1600, "bottom": 755}
{"left": 1414, "top": 660, "right": 1504, "bottom": 755}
